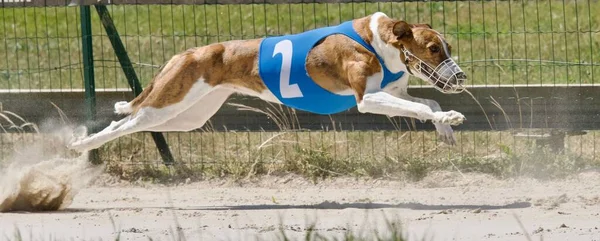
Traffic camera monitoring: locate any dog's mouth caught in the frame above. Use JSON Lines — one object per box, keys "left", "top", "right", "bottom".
{"left": 402, "top": 49, "right": 466, "bottom": 94}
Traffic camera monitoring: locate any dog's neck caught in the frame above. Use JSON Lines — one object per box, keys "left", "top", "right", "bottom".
{"left": 366, "top": 12, "right": 408, "bottom": 74}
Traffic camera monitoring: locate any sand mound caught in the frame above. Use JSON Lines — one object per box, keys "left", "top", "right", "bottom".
{"left": 0, "top": 125, "right": 102, "bottom": 212}
{"left": 0, "top": 156, "right": 100, "bottom": 212}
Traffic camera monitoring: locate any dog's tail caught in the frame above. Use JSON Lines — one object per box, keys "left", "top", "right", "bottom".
{"left": 114, "top": 101, "right": 133, "bottom": 114}
{"left": 114, "top": 81, "right": 154, "bottom": 115}
{"left": 114, "top": 49, "right": 186, "bottom": 115}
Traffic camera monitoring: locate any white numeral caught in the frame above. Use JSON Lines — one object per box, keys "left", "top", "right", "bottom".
{"left": 273, "top": 40, "right": 303, "bottom": 98}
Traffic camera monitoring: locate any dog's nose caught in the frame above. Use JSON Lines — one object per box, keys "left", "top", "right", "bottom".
{"left": 454, "top": 72, "right": 467, "bottom": 84}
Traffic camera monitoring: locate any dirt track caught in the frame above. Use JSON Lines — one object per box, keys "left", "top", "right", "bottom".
{"left": 1, "top": 171, "right": 599, "bottom": 241}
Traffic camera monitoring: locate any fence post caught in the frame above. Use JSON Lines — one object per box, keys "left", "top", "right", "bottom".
{"left": 80, "top": 6, "right": 101, "bottom": 165}
{"left": 94, "top": 5, "right": 175, "bottom": 165}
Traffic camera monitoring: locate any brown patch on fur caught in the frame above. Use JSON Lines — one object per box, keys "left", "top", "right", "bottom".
{"left": 213, "top": 39, "right": 266, "bottom": 92}
{"left": 377, "top": 17, "right": 401, "bottom": 44}
{"left": 409, "top": 27, "right": 451, "bottom": 65}
{"left": 389, "top": 20, "right": 452, "bottom": 71}
{"left": 130, "top": 39, "right": 267, "bottom": 113}
{"left": 353, "top": 15, "right": 374, "bottom": 46}
{"left": 132, "top": 48, "right": 205, "bottom": 111}
{"left": 305, "top": 15, "right": 381, "bottom": 102}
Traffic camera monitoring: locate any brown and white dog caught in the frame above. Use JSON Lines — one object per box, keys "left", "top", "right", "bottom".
{"left": 68, "top": 12, "right": 467, "bottom": 152}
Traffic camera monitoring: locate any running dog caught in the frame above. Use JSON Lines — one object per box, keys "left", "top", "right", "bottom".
{"left": 68, "top": 12, "right": 467, "bottom": 152}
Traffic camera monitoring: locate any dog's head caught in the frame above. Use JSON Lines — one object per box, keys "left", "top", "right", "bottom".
{"left": 385, "top": 20, "right": 466, "bottom": 93}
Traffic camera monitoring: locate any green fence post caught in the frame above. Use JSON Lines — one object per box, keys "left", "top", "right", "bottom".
{"left": 94, "top": 5, "right": 175, "bottom": 165}
{"left": 80, "top": 6, "right": 101, "bottom": 165}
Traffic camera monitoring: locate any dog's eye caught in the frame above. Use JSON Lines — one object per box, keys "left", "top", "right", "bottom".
{"left": 429, "top": 46, "right": 440, "bottom": 53}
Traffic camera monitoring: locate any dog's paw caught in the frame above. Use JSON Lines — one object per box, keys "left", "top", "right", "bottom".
{"left": 72, "top": 125, "right": 88, "bottom": 139}
{"left": 68, "top": 138, "right": 98, "bottom": 153}
{"left": 67, "top": 126, "right": 89, "bottom": 152}
{"left": 67, "top": 140, "right": 85, "bottom": 152}
{"left": 434, "top": 123, "right": 456, "bottom": 146}
{"left": 433, "top": 110, "right": 466, "bottom": 126}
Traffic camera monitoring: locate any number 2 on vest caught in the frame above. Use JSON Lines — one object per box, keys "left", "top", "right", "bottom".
{"left": 273, "top": 40, "right": 303, "bottom": 98}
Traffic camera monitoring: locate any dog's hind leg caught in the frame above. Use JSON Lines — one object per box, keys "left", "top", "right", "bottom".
{"left": 68, "top": 81, "right": 217, "bottom": 152}
{"left": 145, "top": 88, "right": 233, "bottom": 132}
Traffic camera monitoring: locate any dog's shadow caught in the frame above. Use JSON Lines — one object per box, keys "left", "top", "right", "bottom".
{"left": 23, "top": 201, "right": 530, "bottom": 214}
{"left": 178, "top": 200, "right": 532, "bottom": 211}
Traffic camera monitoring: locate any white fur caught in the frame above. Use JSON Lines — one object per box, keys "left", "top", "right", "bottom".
{"left": 437, "top": 35, "right": 451, "bottom": 59}
{"left": 368, "top": 12, "right": 407, "bottom": 74}
{"left": 224, "top": 84, "right": 282, "bottom": 104}
{"left": 147, "top": 88, "right": 234, "bottom": 132}
{"left": 334, "top": 89, "right": 356, "bottom": 96}
{"left": 69, "top": 80, "right": 216, "bottom": 151}
{"left": 357, "top": 91, "right": 465, "bottom": 125}
{"left": 364, "top": 72, "right": 384, "bottom": 94}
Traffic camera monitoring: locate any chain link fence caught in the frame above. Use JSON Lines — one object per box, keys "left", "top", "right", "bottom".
{"left": 1, "top": 0, "right": 600, "bottom": 179}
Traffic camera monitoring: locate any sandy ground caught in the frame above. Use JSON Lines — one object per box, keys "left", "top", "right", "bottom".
{"left": 1, "top": 171, "right": 600, "bottom": 241}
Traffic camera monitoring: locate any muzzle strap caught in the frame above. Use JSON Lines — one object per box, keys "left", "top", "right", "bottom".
{"left": 400, "top": 47, "right": 414, "bottom": 76}
{"left": 401, "top": 47, "right": 466, "bottom": 93}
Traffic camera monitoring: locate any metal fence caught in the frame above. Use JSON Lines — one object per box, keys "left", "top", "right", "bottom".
{"left": 1, "top": 1, "right": 599, "bottom": 177}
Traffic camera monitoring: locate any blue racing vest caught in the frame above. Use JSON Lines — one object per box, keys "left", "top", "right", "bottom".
{"left": 258, "top": 20, "right": 404, "bottom": 115}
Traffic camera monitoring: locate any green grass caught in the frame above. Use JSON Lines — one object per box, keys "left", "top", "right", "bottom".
{"left": 1, "top": 1, "right": 600, "bottom": 90}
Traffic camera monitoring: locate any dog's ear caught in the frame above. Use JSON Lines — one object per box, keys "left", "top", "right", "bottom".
{"left": 392, "top": 21, "right": 413, "bottom": 40}
{"left": 410, "top": 23, "right": 432, "bottom": 29}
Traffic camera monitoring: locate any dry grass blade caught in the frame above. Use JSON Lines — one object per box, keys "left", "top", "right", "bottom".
{"left": 16, "top": 123, "right": 40, "bottom": 133}
{"left": 386, "top": 116, "right": 402, "bottom": 131}
{"left": 1, "top": 110, "right": 27, "bottom": 124}
{"left": 490, "top": 96, "right": 513, "bottom": 129}
{"left": 272, "top": 104, "right": 290, "bottom": 129}
{"left": 292, "top": 108, "right": 301, "bottom": 130}
{"left": 228, "top": 103, "right": 274, "bottom": 122}
{"left": 50, "top": 101, "right": 72, "bottom": 126}
{"left": 0, "top": 103, "right": 39, "bottom": 134}
{"left": 513, "top": 88, "right": 524, "bottom": 129}
{"left": 256, "top": 132, "right": 287, "bottom": 150}
{"left": 246, "top": 132, "right": 287, "bottom": 179}
{"left": 328, "top": 115, "right": 337, "bottom": 132}
{"left": 265, "top": 105, "right": 288, "bottom": 130}
{"left": 463, "top": 89, "right": 494, "bottom": 130}
{"left": 108, "top": 212, "right": 122, "bottom": 241}
{"left": 201, "top": 119, "right": 216, "bottom": 132}
{"left": 0, "top": 112, "right": 18, "bottom": 129}
{"left": 512, "top": 213, "right": 534, "bottom": 241}
{"left": 0, "top": 116, "right": 9, "bottom": 133}
{"left": 228, "top": 102, "right": 301, "bottom": 131}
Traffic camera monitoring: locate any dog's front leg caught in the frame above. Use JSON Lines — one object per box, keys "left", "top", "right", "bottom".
{"left": 394, "top": 93, "right": 460, "bottom": 145}
{"left": 357, "top": 91, "right": 465, "bottom": 143}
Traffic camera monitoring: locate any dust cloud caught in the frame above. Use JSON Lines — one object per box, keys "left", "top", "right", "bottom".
{"left": 0, "top": 123, "right": 102, "bottom": 212}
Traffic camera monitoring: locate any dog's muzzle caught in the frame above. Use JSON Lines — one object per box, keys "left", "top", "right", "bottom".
{"left": 402, "top": 48, "right": 466, "bottom": 94}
